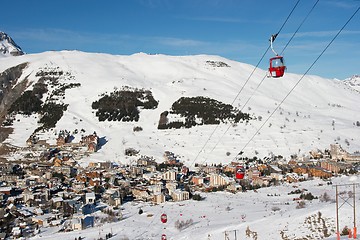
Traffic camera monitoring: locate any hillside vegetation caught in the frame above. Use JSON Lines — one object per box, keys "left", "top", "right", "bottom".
{"left": 158, "top": 96, "right": 251, "bottom": 129}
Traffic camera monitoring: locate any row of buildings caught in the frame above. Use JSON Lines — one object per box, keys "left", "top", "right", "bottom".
{"left": 0, "top": 133, "right": 359, "bottom": 239}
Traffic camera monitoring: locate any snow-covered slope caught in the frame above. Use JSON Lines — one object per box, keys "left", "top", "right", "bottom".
{"left": 0, "top": 31, "right": 24, "bottom": 57}
{"left": 27, "top": 175, "right": 359, "bottom": 240}
{"left": 0, "top": 50, "right": 360, "bottom": 166}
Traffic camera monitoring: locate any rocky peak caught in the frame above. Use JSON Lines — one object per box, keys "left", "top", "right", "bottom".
{"left": 0, "top": 31, "right": 24, "bottom": 56}
{"left": 343, "top": 74, "right": 360, "bottom": 92}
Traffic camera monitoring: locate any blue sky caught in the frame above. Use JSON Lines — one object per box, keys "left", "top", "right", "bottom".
{"left": 2, "top": 0, "right": 359, "bottom": 79}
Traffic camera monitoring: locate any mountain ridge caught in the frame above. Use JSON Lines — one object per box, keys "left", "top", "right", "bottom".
{"left": 0, "top": 50, "right": 359, "bottom": 166}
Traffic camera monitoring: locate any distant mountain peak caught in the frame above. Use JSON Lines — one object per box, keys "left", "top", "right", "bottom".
{"left": 344, "top": 74, "right": 360, "bottom": 91}
{"left": 0, "top": 31, "right": 24, "bottom": 56}
{"left": 349, "top": 74, "right": 360, "bottom": 81}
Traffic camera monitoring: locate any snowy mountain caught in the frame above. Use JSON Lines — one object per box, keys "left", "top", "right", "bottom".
{"left": 0, "top": 50, "right": 360, "bottom": 167}
{"left": 0, "top": 31, "right": 24, "bottom": 57}
{"left": 343, "top": 74, "right": 360, "bottom": 92}
{"left": 0, "top": 50, "right": 359, "bottom": 240}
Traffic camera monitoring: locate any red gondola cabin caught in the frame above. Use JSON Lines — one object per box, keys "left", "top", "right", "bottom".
{"left": 161, "top": 213, "right": 167, "bottom": 223}
{"left": 269, "top": 56, "right": 286, "bottom": 78}
{"left": 235, "top": 165, "right": 245, "bottom": 180}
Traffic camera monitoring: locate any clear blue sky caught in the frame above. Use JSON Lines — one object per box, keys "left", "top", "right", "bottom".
{"left": 2, "top": 0, "right": 359, "bottom": 79}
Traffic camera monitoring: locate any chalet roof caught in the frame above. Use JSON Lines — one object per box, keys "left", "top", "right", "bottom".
{"left": 51, "top": 197, "right": 63, "bottom": 203}
{"left": 209, "top": 173, "right": 235, "bottom": 183}
{"left": 66, "top": 217, "right": 82, "bottom": 225}
{"left": 27, "top": 175, "right": 40, "bottom": 180}
{"left": 310, "top": 166, "right": 332, "bottom": 173}
{"left": 50, "top": 219, "right": 62, "bottom": 225}
{"left": 171, "top": 189, "right": 189, "bottom": 195}
{"left": 6, "top": 203, "right": 15, "bottom": 209}
{"left": 269, "top": 165, "right": 282, "bottom": 172}
{"left": 17, "top": 208, "right": 33, "bottom": 217}
{"left": 143, "top": 172, "right": 160, "bottom": 181}
{"left": 0, "top": 187, "right": 12, "bottom": 192}
{"left": 105, "top": 187, "right": 120, "bottom": 193}
{"left": 64, "top": 197, "right": 82, "bottom": 205}
{"left": 34, "top": 208, "right": 43, "bottom": 215}
{"left": 32, "top": 212, "right": 56, "bottom": 221}
{"left": 85, "top": 192, "right": 95, "bottom": 198}
{"left": 12, "top": 227, "right": 21, "bottom": 235}
{"left": 286, "top": 172, "right": 299, "bottom": 179}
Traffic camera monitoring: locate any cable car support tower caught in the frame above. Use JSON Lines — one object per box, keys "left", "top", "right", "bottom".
{"left": 334, "top": 183, "right": 359, "bottom": 240}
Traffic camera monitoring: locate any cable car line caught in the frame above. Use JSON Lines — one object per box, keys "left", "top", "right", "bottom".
{"left": 188, "top": 0, "right": 301, "bottom": 168}
{"left": 133, "top": 2, "right": 303, "bottom": 238}
{"left": 238, "top": 0, "right": 319, "bottom": 121}
{"left": 198, "top": 0, "right": 319, "bottom": 166}
{"left": 268, "top": 0, "right": 300, "bottom": 78}
{"left": 280, "top": 0, "right": 319, "bottom": 56}
{"left": 268, "top": 0, "right": 303, "bottom": 78}
{"left": 190, "top": 43, "right": 270, "bottom": 166}
{"left": 273, "top": 0, "right": 301, "bottom": 40}
{"left": 269, "top": 0, "right": 319, "bottom": 79}
{"left": 189, "top": 47, "right": 269, "bottom": 166}
{"left": 267, "top": 0, "right": 302, "bottom": 78}
{"left": 233, "top": 5, "right": 360, "bottom": 161}
{"left": 231, "top": 0, "right": 300, "bottom": 105}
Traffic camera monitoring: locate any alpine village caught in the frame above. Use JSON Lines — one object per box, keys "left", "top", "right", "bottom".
{"left": 1, "top": 31, "right": 360, "bottom": 239}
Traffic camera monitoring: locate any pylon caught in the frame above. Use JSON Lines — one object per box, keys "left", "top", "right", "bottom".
{"left": 353, "top": 226, "right": 357, "bottom": 239}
